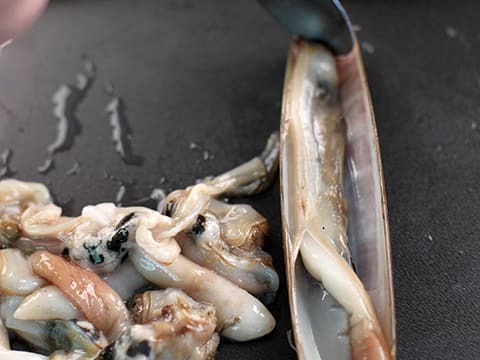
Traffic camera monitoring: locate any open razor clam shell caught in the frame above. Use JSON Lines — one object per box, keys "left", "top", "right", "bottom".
{"left": 279, "top": 40, "right": 396, "bottom": 359}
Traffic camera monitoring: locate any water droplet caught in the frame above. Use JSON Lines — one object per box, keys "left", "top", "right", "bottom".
{"left": 83, "top": 57, "right": 96, "bottom": 77}
{"left": 189, "top": 141, "right": 213, "bottom": 160}
{"left": 76, "top": 74, "right": 89, "bottom": 91}
{"left": 0, "top": 148, "right": 15, "bottom": 178}
{"left": 445, "top": 25, "right": 457, "bottom": 38}
{"left": 361, "top": 41, "right": 375, "bottom": 54}
{"left": 37, "top": 156, "right": 54, "bottom": 174}
{"left": 104, "top": 83, "right": 114, "bottom": 95}
{"left": 66, "top": 162, "right": 81, "bottom": 176}
{"left": 115, "top": 183, "right": 126, "bottom": 206}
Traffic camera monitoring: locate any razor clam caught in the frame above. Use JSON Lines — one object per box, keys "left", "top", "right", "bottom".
{"left": 0, "top": 179, "right": 51, "bottom": 212}
{"left": 0, "top": 179, "right": 52, "bottom": 248}
{"left": 16, "top": 272, "right": 145, "bottom": 323}
{"left": 20, "top": 203, "right": 178, "bottom": 274}
{"left": 14, "top": 285, "right": 81, "bottom": 321}
{"left": 0, "top": 318, "right": 48, "bottom": 359}
{"left": 48, "top": 351, "right": 86, "bottom": 360}
{"left": 129, "top": 245, "right": 275, "bottom": 342}
{"left": 208, "top": 130, "right": 279, "bottom": 197}
{"left": 162, "top": 134, "right": 279, "bottom": 301}
{"left": 203, "top": 199, "right": 269, "bottom": 247}
{"left": 178, "top": 200, "right": 279, "bottom": 302}
{"left": 82, "top": 204, "right": 180, "bottom": 267}
{"left": 337, "top": 43, "right": 395, "bottom": 356}
{"left": 133, "top": 211, "right": 181, "bottom": 265}
{"left": 0, "top": 219, "right": 20, "bottom": 249}
{"left": 160, "top": 132, "right": 279, "bottom": 238}
{"left": 18, "top": 134, "right": 278, "bottom": 277}
{"left": 0, "top": 248, "right": 47, "bottom": 295}
{"left": 100, "top": 288, "right": 218, "bottom": 360}
{"left": 0, "top": 350, "right": 47, "bottom": 360}
{"left": 47, "top": 319, "right": 108, "bottom": 358}
{"left": 102, "top": 259, "right": 150, "bottom": 301}
{"left": 280, "top": 40, "right": 395, "bottom": 359}
{"left": 0, "top": 296, "right": 51, "bottom": 353}
{"left": 29, "top": 251, "right": 131, "bottom": 342}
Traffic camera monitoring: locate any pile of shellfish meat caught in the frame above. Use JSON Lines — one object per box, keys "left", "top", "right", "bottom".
{"left": 0, "top": 133, "right": 280, "bottom": 360}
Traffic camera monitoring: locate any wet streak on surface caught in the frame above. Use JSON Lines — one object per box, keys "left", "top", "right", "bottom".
{"left": 115, "top": 183, "right": 126, "bottom": 206}
{"left": 66, "top": 162, "right": 80, "bottom": 176}
{"left": 0, "top": 148, "right": 15, "bottom": 178}
{"left": 37, "top": 59, "right": 95, "bottom": 174}
{"left": 105, "top": 96, "right": 144, "bottom": 166}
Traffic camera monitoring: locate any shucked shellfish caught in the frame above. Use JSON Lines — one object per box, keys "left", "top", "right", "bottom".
{"left": 280, "top": 40, "right": 396, "bottom": 359}
{"left": 0, "top": 132, "right": 280, "bottom": 358}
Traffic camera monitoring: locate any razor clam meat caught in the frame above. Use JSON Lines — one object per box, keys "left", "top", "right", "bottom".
{"left": 280, "top": 40, "right": 390, "bottom": 359}
{"left": 47, "top": 319, "right": 108, "bottom": 358}
{"left": 101, "top": 259, "right": 150, "bottom": 302}
{"left": 14, "top": 286, "right": 81, "bottom": 321}
{"left": 0, "top": 315, "right": 49, "bottom": 360}
{"left": 20, "top": 203, "right": 179, "bottom": 274}
{"left": 161, "top": 132, "right": 279, "bottom": 227}
{"left": 0, "top": 248, "right": 46, "bottom": 295}
{"left": 0, "top": 179, "right": 51, "bottom": 218}
{"left": 0, "top": 132, "right": 281, "bottom": 357}
{"left": 0, "top": 349, "right": 47, "bottom": 360}
{"left": 7, "top": 133, "right": 278, "bottom": 279}
{"left": 99, "top": 288, "right": 219, "bottom": 360}
{"left": 0, "top": 179, "right": 52, "bottom": 248}
{"left": 29, "top": 251, "right": 131, "bottom": 342}
{"left": 163, "top": 134, "right": 280, "bottom": 301}
{"left": 0, "top": 295, "right": 52, "bottom": 352}
{"left": 129, "top": 245, "right": 275, "bottom": 342}
{"left": 177, "top": 201, "right": 279, "bottom": 302}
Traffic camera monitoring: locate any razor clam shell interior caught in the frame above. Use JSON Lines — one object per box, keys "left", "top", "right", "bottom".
{"left": 280, "top": 42, "right": 396, "bottom": 359}
{"left": 339, "top": 44, "right": 396, "bottom": 353}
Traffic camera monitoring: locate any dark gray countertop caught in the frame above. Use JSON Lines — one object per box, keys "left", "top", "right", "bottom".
{"left": 0, "top": 1, "right": 478, "bottom": 359}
